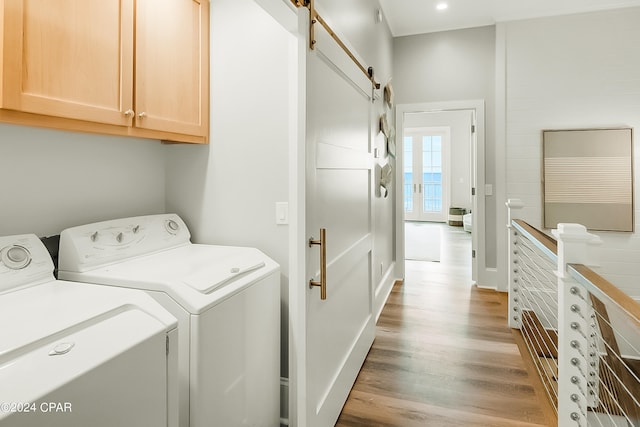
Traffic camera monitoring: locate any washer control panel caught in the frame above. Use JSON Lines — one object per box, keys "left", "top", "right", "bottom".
{"left": 58, "top": 214, "right": 191, "bottom": 273}
{"left": 0, "top": 234, "right": 54, "bottom": 294}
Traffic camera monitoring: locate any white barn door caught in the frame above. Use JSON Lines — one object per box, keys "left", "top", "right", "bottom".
{"left": 302, "top": 21, "right": 375, "bottom": 427}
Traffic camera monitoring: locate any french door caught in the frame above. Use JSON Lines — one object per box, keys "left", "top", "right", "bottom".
{"left": 404, "top": 128, "right": 450, "bottom": 222}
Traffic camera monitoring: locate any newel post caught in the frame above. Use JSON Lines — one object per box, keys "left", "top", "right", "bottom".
{"left": 553, "top": 223, "right": 601, "bottom": 427}
{"left": 506, "top": 198, "right": 525, "bottom": 329}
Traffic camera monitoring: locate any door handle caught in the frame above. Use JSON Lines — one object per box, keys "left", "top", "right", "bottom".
{"left": 309, "top": 228, "right": 327, "bottom": 300}
{"left": 419, "top": 183, "right": 422, "bottom": 193}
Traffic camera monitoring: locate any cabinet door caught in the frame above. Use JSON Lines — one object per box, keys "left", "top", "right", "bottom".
{"left": 1, "top": 0, "right": 134, "bottom": 126}
{"left": 135, "top": 0, "right": 209, "bottom": 137}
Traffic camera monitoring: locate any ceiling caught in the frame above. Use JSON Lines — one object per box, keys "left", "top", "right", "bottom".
{"left": 378, "top": 0, "right": 640, "bottom": 37}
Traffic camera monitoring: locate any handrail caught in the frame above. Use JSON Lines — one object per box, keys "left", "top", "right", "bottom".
{"left": 568, "top": 263, "right": 640, "bottom": 324}
{"left": 512, "top": 219, "right": 558, "bottom": 258}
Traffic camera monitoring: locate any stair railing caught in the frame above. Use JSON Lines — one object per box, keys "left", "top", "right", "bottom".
{"left": 507, "top": 199, "right": 640, "bottom": 427}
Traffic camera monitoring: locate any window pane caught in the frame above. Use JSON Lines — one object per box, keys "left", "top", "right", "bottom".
{"left": 421, "top": 133, "right": 443, "bottom": 213}
{"left": 423, "top": 136, "right": 431, "bottom": 153}
{"left": 432, "top": 136, "right": 442, "bottom": 152}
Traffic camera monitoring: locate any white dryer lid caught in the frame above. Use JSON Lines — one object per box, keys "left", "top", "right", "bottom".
{"left": 59, "top": 244, "right": 280, "bottom": 314}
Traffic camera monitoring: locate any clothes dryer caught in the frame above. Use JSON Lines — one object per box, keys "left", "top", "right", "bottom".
{"left": 0, "top": 234, "right": 178, "bottom": 427}
{"left": 58, "top": 214, "right": 280, "bottom": 427}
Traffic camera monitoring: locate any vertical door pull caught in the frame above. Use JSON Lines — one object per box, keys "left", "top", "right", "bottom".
{"left": 309, "top": 228, "right": 327, "bottom": 300}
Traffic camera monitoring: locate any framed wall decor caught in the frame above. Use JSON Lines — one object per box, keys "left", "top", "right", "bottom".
{"left": 542, "top": 128, "right": 634, "bottom": 232}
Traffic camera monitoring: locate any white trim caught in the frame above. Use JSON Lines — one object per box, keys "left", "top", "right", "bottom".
{"left": 374, "top": 261, "right": 397, "bottom": 322}
{"left": 395, "top": 100, "right": 487, "bottom": 286}
{"left": 289, "top": 7, "right": 307, "bottom": 427}
{"left": 477, "top": 268, "right": 498, "bottom": 291}
{"left": 280, "top": 377, "right": 290, "bottom": 426}
{"left": 495, "top": 23, "right": 509, "bottom": 292}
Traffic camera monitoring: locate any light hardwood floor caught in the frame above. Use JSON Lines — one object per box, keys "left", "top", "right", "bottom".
{"left": 336, "top": 223, "right": 553, "bottom": 427}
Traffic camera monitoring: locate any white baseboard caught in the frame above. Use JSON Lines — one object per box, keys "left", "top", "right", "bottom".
{"left": 478, "top": 267, "right": 499, "bottom": 291}
{"left": 280, "top": 377, "right": 289, "bottom": 426}
{"left": 375, "top": 261, "right": 399, "bottom": 322}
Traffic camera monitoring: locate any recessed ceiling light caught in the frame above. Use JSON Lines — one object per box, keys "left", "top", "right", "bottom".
{"left": 436, "top": 2, "right": 448, "bottom": 11}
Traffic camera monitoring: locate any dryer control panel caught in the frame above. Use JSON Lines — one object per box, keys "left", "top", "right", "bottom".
{"left": 58, "top": 214, "right": 191, "bottom": 273}
{"left": 0, "top": 234, "right": 54, "bottom": 294}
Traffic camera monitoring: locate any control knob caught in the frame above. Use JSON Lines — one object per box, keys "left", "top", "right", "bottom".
{"left": 1, "top": 245, "right": 31, "bottom": 270}
{"left": 165, "top": 219, "right": 180, "bottom": 235}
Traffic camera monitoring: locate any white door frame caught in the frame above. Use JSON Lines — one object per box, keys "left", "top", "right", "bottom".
{"left": 288, "top": 7, "right": 307, "bottom": 425}
{"left": 395, "top": 100, "right": 486, "bottom": 286}
{"left": 248, "top": 1, "right": 305, "bottom": 425}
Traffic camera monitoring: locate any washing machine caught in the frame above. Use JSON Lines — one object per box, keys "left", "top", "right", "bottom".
{"left": 57, "top": 214, "right": 281, "bottom": 427}
{"left": 0, "top": 234, "right": 178, "bottom": 427}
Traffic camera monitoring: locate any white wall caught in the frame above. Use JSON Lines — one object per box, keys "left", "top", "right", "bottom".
{"left": 164, "top": 0, "right": 293, "bottom": 376}
{"left": 499, "top": 7, "right": 640, "bottom": 297}
{"left": 392, "top": 26, "right": 497, "bottom": 268}
{"left": 0, "top": 124, "right": 165, "bottom": 237}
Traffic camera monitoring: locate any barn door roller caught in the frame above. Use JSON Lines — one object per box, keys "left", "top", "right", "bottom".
{"left": 290, "top": 0, "right": 381, "bottom": 90}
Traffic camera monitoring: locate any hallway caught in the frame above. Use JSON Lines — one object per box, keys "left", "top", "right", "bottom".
{"left": 336, "top": 224, "right": 551, "bottom": 426}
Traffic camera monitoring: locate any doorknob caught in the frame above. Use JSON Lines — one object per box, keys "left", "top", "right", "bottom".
{"left": 309, "top": 228, "right": 327, "bottom": 300}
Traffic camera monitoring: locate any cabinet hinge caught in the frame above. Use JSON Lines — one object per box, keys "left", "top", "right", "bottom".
{"left": 471, "top": 124, "right": 476, "bottom": 133}
{"left": 472, "top": 250, "right": 476, "bottom": 258}
{"left": 471, "top": 187, "right": 476, "bottom": 196}
{"left": 166, "top": 336, "right": 169, "bottom": 356}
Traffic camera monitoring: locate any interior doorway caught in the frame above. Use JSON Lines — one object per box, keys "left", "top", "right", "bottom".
{"left": 395, "top": 100, "right": 486, "bottom": 286}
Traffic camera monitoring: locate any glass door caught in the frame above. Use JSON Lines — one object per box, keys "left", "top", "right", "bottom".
{"left": 404, "top": 128, "right": 449, "bottom": 222}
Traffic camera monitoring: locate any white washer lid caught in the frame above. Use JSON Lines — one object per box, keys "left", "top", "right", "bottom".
{"left": 0, "top": 280, "right": 177, "bottom": 360}
{"left": 59, "top": 244, "right": 280, "bottom": 314}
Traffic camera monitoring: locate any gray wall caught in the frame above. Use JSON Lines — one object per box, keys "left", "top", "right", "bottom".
{"left": 392, "top": 26, "right": 497, "bottom": 268}
{"left": 0, "top": 124, "right": 165, "bottom": 237}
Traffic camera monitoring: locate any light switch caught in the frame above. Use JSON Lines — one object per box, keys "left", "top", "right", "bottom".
{"left": 275, "top": 202, "right": 289, "bottom": 225}
{"left": 485, "top": 184, "right": 493, "bottom": 196}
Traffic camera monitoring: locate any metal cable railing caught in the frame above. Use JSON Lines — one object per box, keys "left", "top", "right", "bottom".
{"left": 512, "top": 220, "right": 560, "bottom": 413}
{"left": 569, "top": 265, "right": 640, "bottom": 427}
{"left": 506, "top": 203, "right": 640, "bottom": 426}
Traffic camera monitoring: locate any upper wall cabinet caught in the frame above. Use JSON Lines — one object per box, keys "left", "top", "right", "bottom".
{"left": 135, "top": 0, "right": 208, "bottom": 138}
{"left": 0, "top": 0, "right": 209, "bottom": 143}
